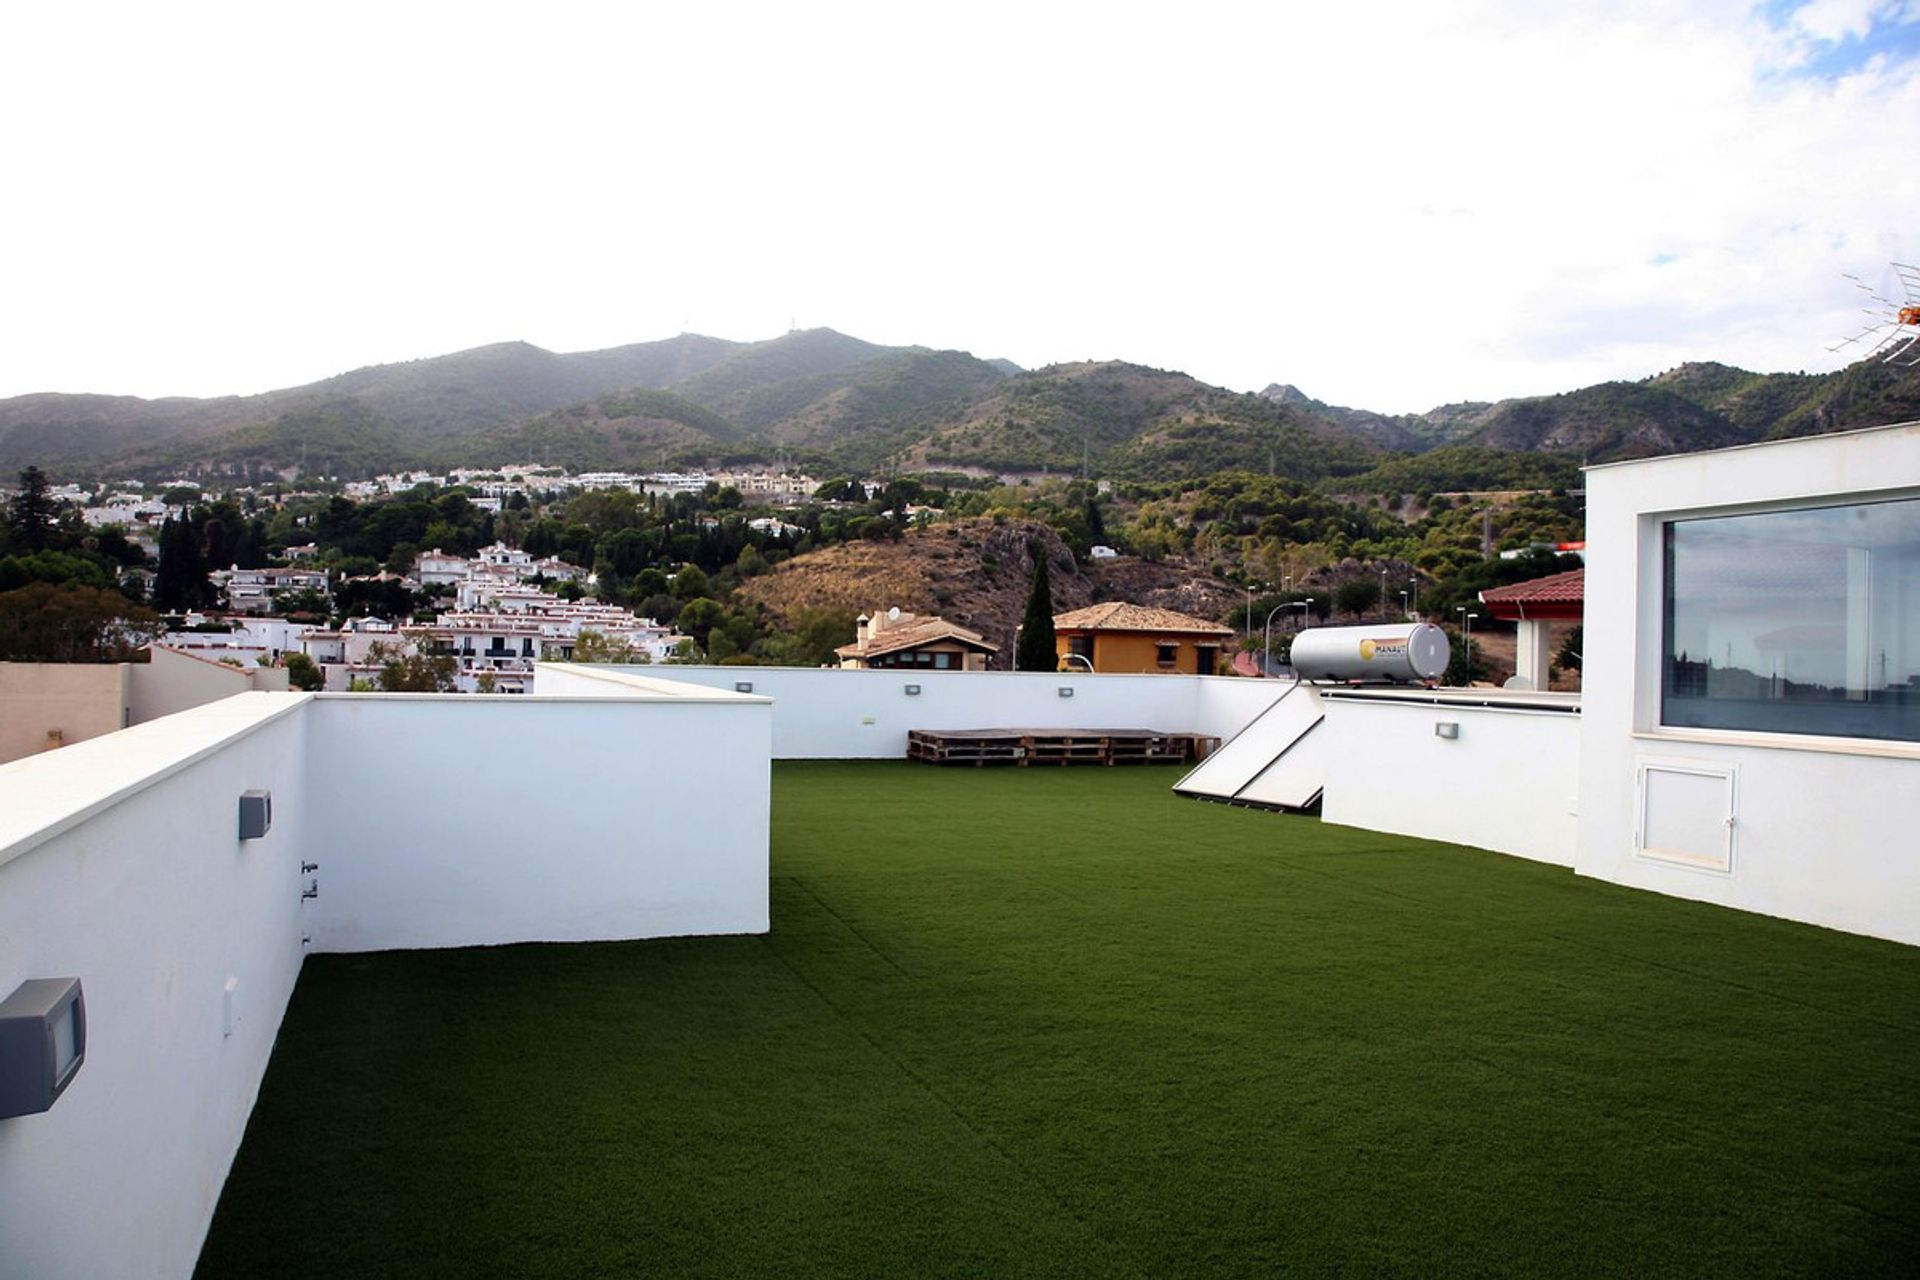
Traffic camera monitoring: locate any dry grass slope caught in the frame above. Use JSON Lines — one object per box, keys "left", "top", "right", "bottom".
{"left": 739, "top": 519, "right": 1242, "bottom": 664}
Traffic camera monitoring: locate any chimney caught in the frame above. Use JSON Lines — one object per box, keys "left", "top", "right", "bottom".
{"left": 856, "top": 613, "right": 871, "bottom": 647}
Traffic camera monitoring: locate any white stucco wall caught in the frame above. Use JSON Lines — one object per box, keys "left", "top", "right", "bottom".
{"left": 1579, "top": 422, "right": 1920, "bottom": 944}
{"left": 301, "top": 691, "right": 771, "bottom": 952}
{"left": 0, "top": 679, "right": 775, "bottom": 1277}
{"left": 1193, "top": 672, "right": 1296, "bottom": 742}
{"left": 129, "top": 645, "right": 258, "bottom": 724}
{"left": 537, "top": 663, "right": 1283, "bottom": 759}
{"left": 1319, "top": 692, "right": 1581, "bottom": 865}
{"left": 0, "top": 693, "right": 313, "bottom": 1280}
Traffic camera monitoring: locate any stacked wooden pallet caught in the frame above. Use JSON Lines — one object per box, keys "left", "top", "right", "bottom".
{"left": 906, "top": 729, "right": 1028, "bottom": 765}
{"left": 907, "top": 729, "right": 1209, "bottom": 767}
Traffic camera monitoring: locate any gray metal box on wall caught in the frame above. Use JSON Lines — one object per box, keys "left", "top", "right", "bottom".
{"left": 238, "top": 790, "right": 272, "bottom": 840}
{"left": 0, "top": 978, "right": 87, "bottom": 1119}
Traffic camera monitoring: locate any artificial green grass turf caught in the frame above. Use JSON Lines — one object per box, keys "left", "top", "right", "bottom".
{"left": 196, "top": 761, "right": 1919, "bottom": 1278}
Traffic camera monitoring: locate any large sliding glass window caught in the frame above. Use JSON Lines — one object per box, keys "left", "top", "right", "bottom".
{"left": 1663, "top": 496, "right": 1920, "bottom": 742}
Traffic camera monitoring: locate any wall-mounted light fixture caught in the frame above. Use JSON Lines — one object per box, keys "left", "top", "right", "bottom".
{"left": 238, "top": 791, "right": 272, "bottom": 840}
{"left": 903, "top": 684, "right": 921, "bottom": 696}
{"left": 0, "top": 978, "right": 86, "bottom": 1119}
{"left": 1435, "top": 721, "right": 1460, "bottom": 740}
{"left": 734, "top": 681, "right": 754, "bottom": 694}
{"left": 1058, "top": 687, "right": 1074, "bottom": 698}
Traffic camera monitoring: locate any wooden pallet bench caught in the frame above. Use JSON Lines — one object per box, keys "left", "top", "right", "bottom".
{"left": 906, "top": 729, "right": 1026, "bottom": 765}
{"left": 907, "top": 729, "right": 1209, "bottom": 767}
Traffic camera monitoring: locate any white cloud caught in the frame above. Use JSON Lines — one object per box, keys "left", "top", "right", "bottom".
{"left": 0, "top": 1, "right": 1914, "bottom": 414}
{"left": 1790, "top": 0, "right": 1889, "bottom": 44}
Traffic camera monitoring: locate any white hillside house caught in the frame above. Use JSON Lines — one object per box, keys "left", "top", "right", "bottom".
{"left": 213, "top": 566, "right": 330, "bottom": 615}
{"left": 297, "top": 618, "right": 404, "bottom": 691}
{"left": 414, "top": 544, "right": 589, "bottom": 590}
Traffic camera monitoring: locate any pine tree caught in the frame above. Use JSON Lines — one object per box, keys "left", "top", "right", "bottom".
{"left": 1016, "top": 542, "right": 1058, "bottom": 672}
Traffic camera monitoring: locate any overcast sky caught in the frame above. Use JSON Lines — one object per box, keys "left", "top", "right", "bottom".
{"left": 2, "top": 1, "right": 1915, "bottom": 413}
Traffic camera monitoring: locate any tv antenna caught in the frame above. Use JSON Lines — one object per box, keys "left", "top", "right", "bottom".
{"left": 1828, "top": 261, "right": 1920, "bottom": 367}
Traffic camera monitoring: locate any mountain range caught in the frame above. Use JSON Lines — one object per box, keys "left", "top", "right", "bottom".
{"left": 3, "top": 327, "right": 1915, "bottom": 487}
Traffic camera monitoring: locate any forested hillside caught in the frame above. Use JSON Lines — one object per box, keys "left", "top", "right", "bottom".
{"left": 4, "top": 324, "right": 1916, "bottom": 485}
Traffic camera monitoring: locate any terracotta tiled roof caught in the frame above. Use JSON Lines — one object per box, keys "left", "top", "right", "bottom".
{"left": 1479, "top": 568, "right": 1584, "bottom": 605}
{"left": 835, "top": 612, "right": 998, "bottom": 659}
{"left": 1479, "top": 568, "right": 1584, "bottom": 620}
{"left": 1051, "top": 603, "right": 1233, "bottom": 636}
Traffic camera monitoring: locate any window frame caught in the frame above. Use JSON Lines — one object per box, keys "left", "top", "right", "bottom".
{"left": 1642, "top": 489, "right": 1920, "bottom": 757}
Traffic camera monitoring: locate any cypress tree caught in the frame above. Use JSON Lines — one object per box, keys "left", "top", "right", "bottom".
{"left": 1084, "top": 498, "right": 1106, "bottom": 544}
{"left": 1016, "top": 542, "right": 1058, "bottom": 672}
{"left": 8, "top": 466, "right": 59, "bottom": 552}
{"left": 153, "top": 512, "right": 212, "bottom": 612}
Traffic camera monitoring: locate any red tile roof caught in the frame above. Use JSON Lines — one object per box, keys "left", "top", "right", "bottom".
{"left": 1479, "top": 568, "right": 1584, "bottom": 620}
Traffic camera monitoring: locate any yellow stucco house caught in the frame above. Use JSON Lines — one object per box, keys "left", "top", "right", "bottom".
{"left": 1051, "top": 603, "right": 1233, "bottom": 674}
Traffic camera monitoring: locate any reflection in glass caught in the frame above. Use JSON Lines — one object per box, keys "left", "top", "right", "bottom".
{"left": 1662, "top": 497, "right": 1920, "bottom": 743}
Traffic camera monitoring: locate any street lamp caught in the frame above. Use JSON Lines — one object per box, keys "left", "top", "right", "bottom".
{"left": 1062, "top": 653, "right": 1093, "bottom": 673}
{"left": 1456, "top": 606, "right": 1478, "bottom": 681}
{"left": 1399, "top": 589, "right": 1409, "bottom": 619}
{"left": 1409, "top": 575, "right": 1419, "bottom": 617}
{"left": 1379, "top": 567, "right": 1387, "bottom": 620}
{"left": 1243, "top": 581, "right": 1265, "bottom": 646}
{"left": 1264, "top": 599, "right": 1313, "bottom": 676}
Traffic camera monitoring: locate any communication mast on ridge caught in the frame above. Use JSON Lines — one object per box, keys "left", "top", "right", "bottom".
{"left": 1828, "top": 262, "right": 1920, "bottom": 367}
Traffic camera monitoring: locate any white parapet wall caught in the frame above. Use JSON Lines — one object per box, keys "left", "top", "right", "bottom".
{"left": 0, "top": 678, "right": 773, "bottom": 1279}
{"left": 131, "top": 644, "right": 290, "bottom": 724}
{"left": 1317, "top": 689, "right": 1583, "bottom": 866}
{"left": 0, "top": 693, "right": 314, "bottom": 1280}
{"left": 535, "top": 663, "right": 1284, "bottom": 758}
{"left": 302, "top": 686, "right": 771, "bottom": 952}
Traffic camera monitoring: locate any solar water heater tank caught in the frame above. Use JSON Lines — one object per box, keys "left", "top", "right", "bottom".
{"left": 1289, "top": 623, "right": 1449, "bottom": 684}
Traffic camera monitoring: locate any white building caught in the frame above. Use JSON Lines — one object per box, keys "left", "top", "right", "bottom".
{"left": 748, "top": 516, "right": 805, "bottom": 538}
{"left": 298, "top": 618, "right": 403, "bottom": 691}
{"left": 530, "top": 555, "right": 586, "bottom": 583}
{"left": 421, "top": 598, "right": 680, "bottom": 691}
{"left": 158, "top": 617, "right": 315, "bottom": 667}
{"left": 475, "top": 542, "right": 535, "bottom": 575}
{"left": 1574, "top": 420, "right": 1919, "bottom": 945}
{"left": 414, "top": 548, "right": 472, "bottom": 587}
{"left": 416, "top": 545, "right": 589, "bottom": 593}
{"left": 80, "top": 496, "right": 168, "bottom": 529}
{"left": 574, "top": 471, "right": 646, "bottom": 491}
{"left": 713, "top": 470, "right": 818, "bottom": 498}
{"left": 213, "top": 566, "right": 330, "bottom": 615}
{"left": 419, "top": 613, "right": 550, "bottom": 693}
{"left": 641, "top": 471, "right": 712, "bottom": 496}
{"left": 454, "top": 580, "right": 557, "bottom": 614}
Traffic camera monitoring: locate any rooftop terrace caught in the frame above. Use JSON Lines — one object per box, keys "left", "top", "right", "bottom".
{"left": 196, "top": 762, "right": 1918, "bottom": 1277}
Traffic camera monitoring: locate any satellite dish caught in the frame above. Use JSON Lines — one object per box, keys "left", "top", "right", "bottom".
{"left": 888, "top": 606, "right": 902, "bottom": 621}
